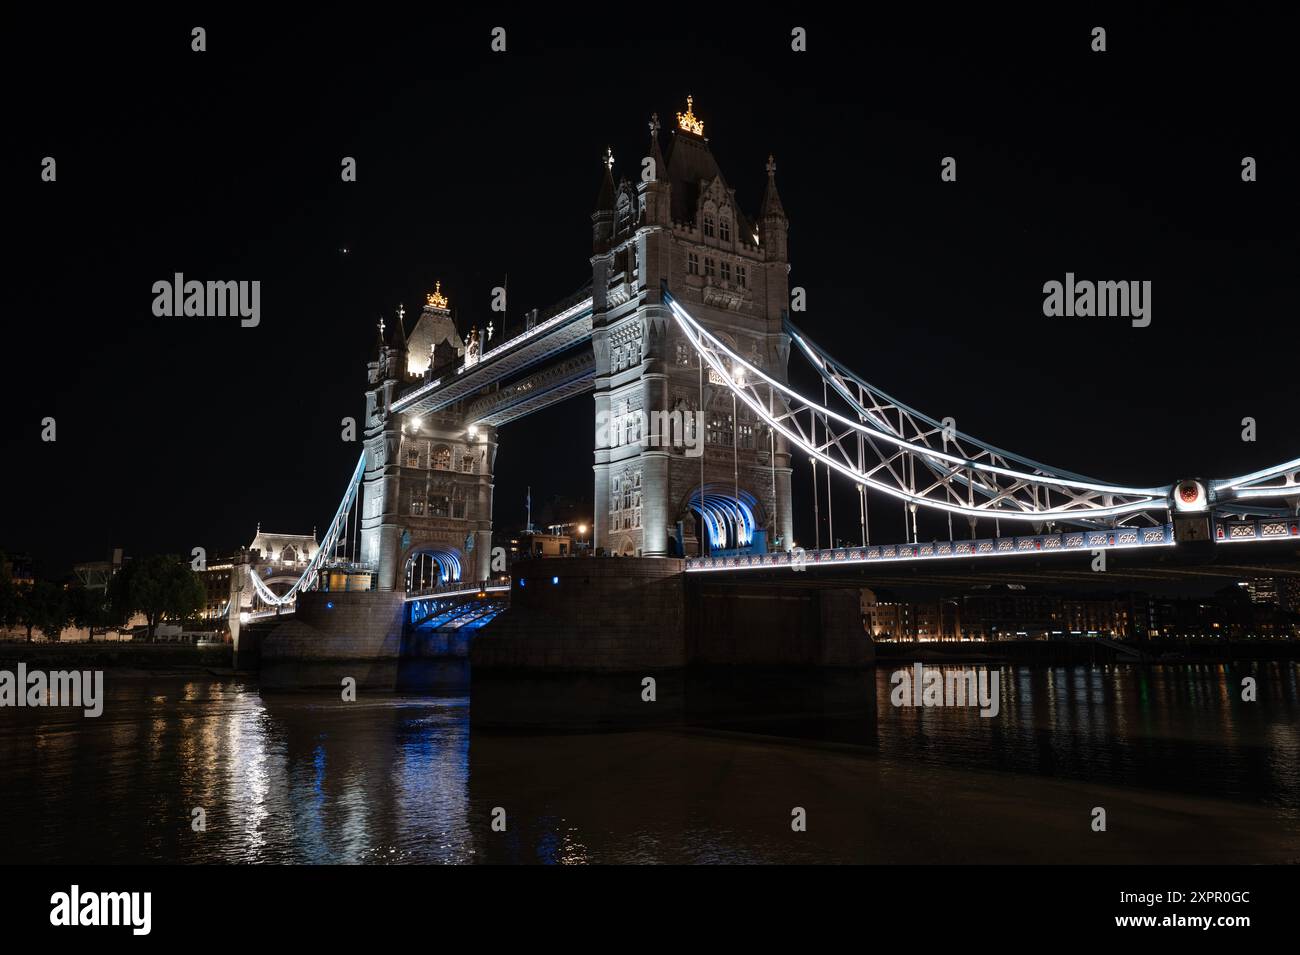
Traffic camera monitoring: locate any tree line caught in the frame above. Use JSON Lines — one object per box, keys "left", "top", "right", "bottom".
{"left": 0, "top": 553, "right": 207, "bottom": 642}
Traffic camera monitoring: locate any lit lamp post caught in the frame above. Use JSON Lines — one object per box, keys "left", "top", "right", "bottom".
{"left": 577, "top": 523, "right": 588, "bottom": 554}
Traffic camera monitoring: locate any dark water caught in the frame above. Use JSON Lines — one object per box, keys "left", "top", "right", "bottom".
{"left": 0, "top": 663, "right": 1297, "bottom": 864}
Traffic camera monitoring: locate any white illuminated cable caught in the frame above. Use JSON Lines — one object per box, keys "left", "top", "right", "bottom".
{"left": 246, "top": 452, "right": 367, "bottom": 604}
{"left": 789, "top": 313, "right": 1299, "bottom": 511}
{"left": 667, "top": 295, "right": 1164, "bottom": 521}
{"left": 786, "top": 326, "right": 1113, "bottom": 485}
{"left": 666, "top": 295, "right": 1167, "bottom": 499}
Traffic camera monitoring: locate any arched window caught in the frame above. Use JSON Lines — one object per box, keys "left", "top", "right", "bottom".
{"left": 719, "top": 215, "right": 731, "bottom": 243}
{"left": 432, "top": 446, "right": 452, "bottom": 470}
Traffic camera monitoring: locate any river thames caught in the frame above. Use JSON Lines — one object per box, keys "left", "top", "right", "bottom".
{"left": 1, "top": 663, "right": 1296, "bottom": 864}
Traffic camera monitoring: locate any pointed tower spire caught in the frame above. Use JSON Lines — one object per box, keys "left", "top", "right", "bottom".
{"left": 648, "top": 113, "right": 664, "bottom": 180}
{"left": 761, "top": 154, "right": 785, "bottom": 219}
{"left": 759, "top": 154, "right": 789, "bottom": 262}
{"left": 592, "top": 147, "right": 617, "bottom": 253}
{"left": 390, "top": 302, "right": 407, "bottom": 350}
{"left": 595, "top": 146, "right": 616, "bottom": 212}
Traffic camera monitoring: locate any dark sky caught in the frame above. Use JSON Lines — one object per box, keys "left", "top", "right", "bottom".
{"left": 5, "top": 9, "right": 1297, "bottom": 576}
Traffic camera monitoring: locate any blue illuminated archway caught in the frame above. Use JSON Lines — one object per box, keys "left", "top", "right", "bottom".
{"left": 687, "top": 484, "right": 758, "bottom": 552}
{"left": 404, "top": 548, "right": 463, "bottom": 592}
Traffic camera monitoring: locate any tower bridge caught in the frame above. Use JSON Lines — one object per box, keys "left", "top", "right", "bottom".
{"left": 233, "top": 97, "right": 1300, "bottom": 671}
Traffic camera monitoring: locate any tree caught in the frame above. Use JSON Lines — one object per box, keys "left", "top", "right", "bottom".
{"left": 110, "top": 555, "right": 205, "bottom": 641}
{"left": 20, "top": 581, "right": 71, "bottom": 642}
{"left": 69, "top": 584, "right": 128, "bottom": 643}
{"left": 0, "top": 553, "right": 18, "bottom": 636}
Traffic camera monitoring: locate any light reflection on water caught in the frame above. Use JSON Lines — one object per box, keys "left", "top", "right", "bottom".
{"left": 0, "top": 663, "right": 1295, "bottom": 864}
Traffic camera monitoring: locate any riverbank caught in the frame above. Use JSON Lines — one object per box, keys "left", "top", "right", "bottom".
{"left": 0, "top": 641, "right": 230, "bottom": 673}
{"left": 875, "top": 637, "right": 1300, "bottom": 664}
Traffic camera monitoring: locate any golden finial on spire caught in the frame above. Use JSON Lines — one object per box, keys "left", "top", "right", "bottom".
{"left": 426, "top": 280, "right": 449, "bottom": 311}
{"left": 676, "top": 94, "right": 704, "bottom": 136}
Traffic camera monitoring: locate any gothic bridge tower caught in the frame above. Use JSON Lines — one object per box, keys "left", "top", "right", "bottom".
{"left": 591, "top": 96, "right": 794, "bottom": 557}
{"left": 360, "top": 288, "right": 498, "bottom": 591}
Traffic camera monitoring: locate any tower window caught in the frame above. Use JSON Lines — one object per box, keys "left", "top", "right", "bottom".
{"left": 704, "top": 258, "right": 715, "bottom": 278}
{"left": 737, "top": 265, "right": 747, "bottom": 288}
{"left": 707, "top": 412, "right": 734, "bottom": 447}
{"left": 411, "top": 499, "right": 425, "bottom": 516}
{"left": 703, "top": 215, "right": 715, "bottom": 238}
{"left": 720, "top": 261, "right": 731, "bottom": 283}
{"left": 432, "top": 446, "right": 451, "bottom": 470}
{"left": 406, "top": 448, "right": 421, "bottom": 468}
{"left": 720, "top": 218, "right": 731, "bottom": 243}
{"left": 687, "top": 252, "right": 699, "bottom": 275}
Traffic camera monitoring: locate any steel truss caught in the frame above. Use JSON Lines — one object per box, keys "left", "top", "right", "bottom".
{"left": 665, "top": 288, "right": 1297, "bottom": 529}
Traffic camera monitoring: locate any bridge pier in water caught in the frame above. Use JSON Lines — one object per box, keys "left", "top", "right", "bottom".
{"left": 255, "top": 591, "right": 406, "bottom": 688}
{"left": 468, "top": 557, "right": 873, "bottom": 727}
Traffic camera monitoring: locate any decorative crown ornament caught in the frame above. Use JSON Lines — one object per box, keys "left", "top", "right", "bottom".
{"left": 426, "top": 281, "right": 449, "bottom": 311}
{"left": 676, "top": 95, "right": 704, "bottom": 135}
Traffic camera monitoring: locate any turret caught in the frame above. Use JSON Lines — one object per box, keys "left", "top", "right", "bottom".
{"left": 759, "top": 155, "right": 788, "bottom": 263}
{"left": 639, "top": 113, "right": 671, "bottom": 229}
{"left": 592, "top": 147, "right": 616, "bottom": 253}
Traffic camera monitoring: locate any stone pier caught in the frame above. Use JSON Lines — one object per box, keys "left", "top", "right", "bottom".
{"left": 469, "top": 558, "right": 687, "bottom": 670}
{"left": 468, "top": 557, "right": 873, "bottom": 728}
{"left": 470, "top": 557, "right": 872, "bottom": 672}
{"left": 259, "top": 591, "right": 406, "bottom": 688}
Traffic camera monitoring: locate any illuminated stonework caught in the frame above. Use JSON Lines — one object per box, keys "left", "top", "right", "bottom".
{"left": 676, "top": 95, "right": 704, "bottom": 136}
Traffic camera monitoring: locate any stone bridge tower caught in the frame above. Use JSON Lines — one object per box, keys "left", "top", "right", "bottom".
{"left": 360, "top": 291, "right": 497, "bottom": 591}
{"left": 591, "top": 97, "right": 794, "bottom": 557}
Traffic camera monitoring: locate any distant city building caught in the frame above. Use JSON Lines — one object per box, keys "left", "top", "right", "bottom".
{"left": 2, "top": 553, "right": 35, "bottom": 590}
{"left": 196, "top": 558, "right": 236, "bottom": 622}
{"left": 1246, "top": 577, "right": 1279, "bottom": 606}
{"left": 1279, "top": 576, "right": 1300, "bottom": 614}
{"left": 518, "top": 530, "right": 573, "bottom": 558}
{"left": 864, "top": 583, "right": 1298, "bottom": 643}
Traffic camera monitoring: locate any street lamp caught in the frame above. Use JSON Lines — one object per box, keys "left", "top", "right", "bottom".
{"left": 577, "top": 523, "right": 588, "bottom": 552}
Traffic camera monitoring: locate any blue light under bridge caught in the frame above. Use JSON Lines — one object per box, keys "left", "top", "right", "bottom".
{"left": 689, "top": 484, "right": 758, "bottom": 551}
{"left": 405, "top": 549, "right": 462, "bottom": 590}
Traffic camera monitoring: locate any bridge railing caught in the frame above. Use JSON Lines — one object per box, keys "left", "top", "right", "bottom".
{"left": 1215, "top": 516, "right": 1300, "bottom": 543}
{"left": 685, "top": 524, "right": 1176, "bottom": 572}
{"left": 405, "top": 576, "right": 512, "bottom": 601}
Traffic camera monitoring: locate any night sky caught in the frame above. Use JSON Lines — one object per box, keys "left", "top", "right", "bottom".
{"left": 5, "top": 10, "right": 1297, "bottom": 576}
